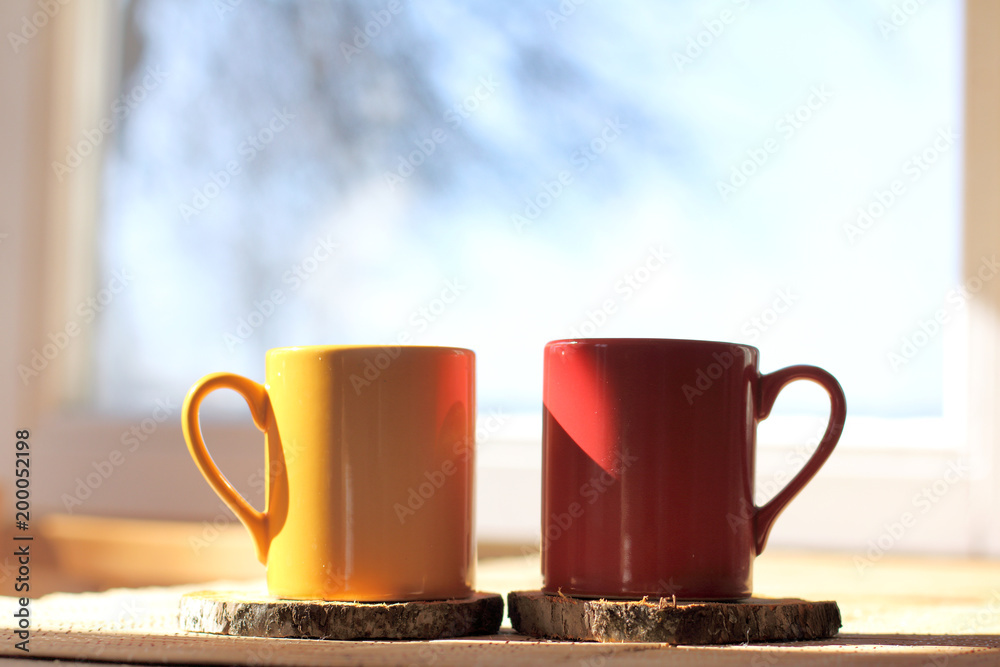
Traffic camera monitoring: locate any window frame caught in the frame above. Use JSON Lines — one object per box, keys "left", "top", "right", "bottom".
{"left": 3, "top": 0, "right": 997, "bottom": 555}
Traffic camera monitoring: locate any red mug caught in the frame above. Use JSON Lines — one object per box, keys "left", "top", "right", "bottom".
{"left": 541, "top": 338, "right": 846, "bottom": 600}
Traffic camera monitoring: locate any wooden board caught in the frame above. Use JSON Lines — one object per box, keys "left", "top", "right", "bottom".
{"left": 508, "top": 591, "right": 841, "bottom": 645}
{"left": 180, "top": 590, "right": 504, "bottom": 640}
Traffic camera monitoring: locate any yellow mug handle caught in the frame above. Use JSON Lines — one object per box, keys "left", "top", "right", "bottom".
{"left": 182, "top": 372, "right": 271, "bottom": 564}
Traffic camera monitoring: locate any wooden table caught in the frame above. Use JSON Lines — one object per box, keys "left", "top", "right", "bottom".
{"left": 1, "top": 550, "right": 999, "bottom": 665}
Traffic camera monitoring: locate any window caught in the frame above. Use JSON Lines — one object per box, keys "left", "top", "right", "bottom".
{"left": 6, "top": 0, "right": 998, "bottom": 555}
{"left": 96, "top": 0, "right": 962, "bottom": 427}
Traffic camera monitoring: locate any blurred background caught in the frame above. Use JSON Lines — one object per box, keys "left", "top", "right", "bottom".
{"left": 2, "top": 0, "right": 999, "bottom": 591}
{"left": 99, "top": 0, "right": 962, "bottom": 418}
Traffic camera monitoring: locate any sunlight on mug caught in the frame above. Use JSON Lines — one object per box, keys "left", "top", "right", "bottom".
{"left": 541, "top": 338, "right": 846, "bottom": 600}
{"left": 182, "top": 345, "right": 476, "bottom": 601}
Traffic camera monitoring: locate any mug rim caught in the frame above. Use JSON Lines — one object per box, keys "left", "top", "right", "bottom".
{"left": 545, "top": 337, "right": 758, "bottom": 353}
{"left": 265, "top": 344, "right": 475, "bottom": 356}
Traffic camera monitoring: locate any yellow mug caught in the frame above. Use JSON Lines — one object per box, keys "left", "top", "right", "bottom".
{"left": 182, "top": 345, "right": 476, "bottom": 601}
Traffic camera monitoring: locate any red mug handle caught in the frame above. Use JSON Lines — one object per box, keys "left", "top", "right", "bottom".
{"left": 753, "top": 365, "right": 846, "bottom": 555}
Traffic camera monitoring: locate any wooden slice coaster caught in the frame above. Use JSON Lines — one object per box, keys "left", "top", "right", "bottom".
{"left": 507, "top": 590, "right": 841, "bottom": 645}
{"left": 180, "top": 590, "right": 504, "bottom": 640}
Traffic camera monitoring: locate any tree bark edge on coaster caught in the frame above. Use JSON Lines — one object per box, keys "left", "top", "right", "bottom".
{"left": 507, "top": 590, "right": 841, "bottom": 645}
{"left": 179, "top": 590, "right": 504, "bottom": 640}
